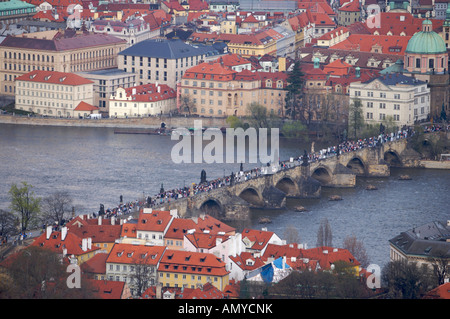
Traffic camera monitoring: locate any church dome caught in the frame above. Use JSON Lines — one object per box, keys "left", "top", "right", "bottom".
{"left": 405, "top": 20, "right": 447, "bottom": 55}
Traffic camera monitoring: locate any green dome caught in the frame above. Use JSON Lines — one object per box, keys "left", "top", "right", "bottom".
{"left": 405, "top": 20, "right": 447, "bottom": 55}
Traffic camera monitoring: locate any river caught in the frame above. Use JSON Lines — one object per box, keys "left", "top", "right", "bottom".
{"left": 0, "top": 123, "right": 449, "bottom": 268}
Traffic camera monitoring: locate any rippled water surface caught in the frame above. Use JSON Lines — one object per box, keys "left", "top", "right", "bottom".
{"left": 0, "top": 124, "right": 449, "bottom": 268}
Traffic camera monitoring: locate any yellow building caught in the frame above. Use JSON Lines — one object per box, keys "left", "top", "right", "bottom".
{"left": 179, "top": 58, "right": 288, "bottom": 117}
{"left": 157, "top": 249, "right": 230, "bottom": 291}
{"left": 0, "top": 29, "right": 126, "bottom": 96}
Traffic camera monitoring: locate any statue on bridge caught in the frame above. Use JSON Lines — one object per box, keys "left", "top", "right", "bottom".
{"left": 301, "top": 150, "right": 309, "bottom": 166}
{"left": 200, "top": 169, "right": 207, "bottom": 184}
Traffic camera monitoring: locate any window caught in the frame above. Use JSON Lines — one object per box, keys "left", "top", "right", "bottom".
{"left": 416, "top": 58, "right": 421, "bottom": 68}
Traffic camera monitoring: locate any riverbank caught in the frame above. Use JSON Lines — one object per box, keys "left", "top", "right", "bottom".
{"left": 0, "top": 114, "right": 230, "bottom": 129}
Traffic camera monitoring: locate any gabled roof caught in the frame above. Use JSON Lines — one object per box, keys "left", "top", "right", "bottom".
{"left": 158, "top": 249, "right": 229, "bottom": 277}
{"left": 81, "top": 252, "right": 108, "bottom": 274}
{"left": 31, "top": 229, "right": 100, "bottom": 256}
{"left": 16, "top": 70, "right": 93, "bottom": 86}
{"left": 164, "top": 218, "right": 197, "bottom": 240}
{"left": 68, "top": 221, "right": 121, "bottom": 243}
{"left": 191, "top": 214, "right": 235, "bottom": 235}
{"left": 74, "top": 101, "right": 98, "bottom": 112}
{"left": 106, "top": 243, "right": 166, "bottom": 265}
{"left": 330, "top": 34, "right": 411, "bottom": 55}
{"left": 87, "top": 279, "right": 127, "bottom": 299}
{"left": 241, "top": 228, "right": 275, "bottom": 251}
{"left": 339, "top": 0, "right": 360, "bottom": 12}
{"left": 229, "top": 251, "right": 265, "bottom": 271}
{"left": 137, "top": 210, "right": 174, "bottom": 233}
{"left": 184, "top": 232, "right": 229, "bottom": 249}
{"left": 122, "top": 83, "right": 176, "bottom": 102}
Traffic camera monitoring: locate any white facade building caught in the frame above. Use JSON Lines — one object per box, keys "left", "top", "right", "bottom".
{"left": 349, "top": 73, "right": 430, "bottom": 126}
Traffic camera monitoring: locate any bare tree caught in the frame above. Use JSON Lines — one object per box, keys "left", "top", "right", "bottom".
{"left": 0, "top": 209, "right": 17, "bottom": 240}
{"left": 283, "top": 226, "right": 300, "bottom": 244}
{"left": 342, "top": 235, "right": 370, "bottom": 268}
{"left": 316, "top": 218, "right": 333, "bottom": 247}
{"left": 179, "top": 94, "right": 195, "bottom": 116}
{"left": 129, "top": 256, "right": 156, "bottom": 298}
{"left": 430, "top": 249, "right": 449, "bottom": 286}
{"left": 41, "top": 191, "right": 73, "bottom": 226}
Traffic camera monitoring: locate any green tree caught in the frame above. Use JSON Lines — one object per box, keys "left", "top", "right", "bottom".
{"left": 285, "top": 60, "right": 305, "bottom": 120}
{"left": 281, "top": 121, "right": 308, "bottom": 139}
{"left": 9, "top": 182, "right": 41, "bottom": 232}
{"left": 382, "top": 260, "right": 435, "bottom": 299}
{"left": 226, "top": 115, "right": 244, "bottom": 129}
{"left": 348, "top": 98, "right": 364, "bottom": 139}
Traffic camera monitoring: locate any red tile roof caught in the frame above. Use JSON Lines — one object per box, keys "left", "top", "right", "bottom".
{"left": 74, "top": 101, "right": 99, "bottom": 112}
{"left": 184, "top": 232, "right": 229, "bottom": 249}
{"left": 67, "top": 221, "right": 122, "bottom": 244}
{"left": 16, "top": 70, "right": 93, "bottom": 86}
{"left": 191, "top": 214, "right": 235, "bottom": 235}
{"left": 330, "top": 34, "right": 411, "bottom": 55}
{"left": 31, "top": 229, "right": 100, "bottom": 256}
{"left": 137, "top": 210, "right": 174, "bottom": 233}
{"left": 339, "top": 0, "right": 360, "bottom": 12}
{"left": 123, "top": 83, "right": 177, "bottom": 103}
{"left": 81, "top": 252, "right": 108, "bottom": 275}
{"left": 106, "top": 243, "right": 166, "bottom": 265}
{"left": 241, "top": 228, "right": 275, "bottom": 251}
{"left": 164, "top": 218, "right": 197, "bottom": 240}
{"left": 157, "top": 249, "right": 229, "bottom": 277}
{"left": 87, "top": 279, "right": 127, "bottom": 299}
{"left": 229, "top": 251, "right": 265, "bottom": 271}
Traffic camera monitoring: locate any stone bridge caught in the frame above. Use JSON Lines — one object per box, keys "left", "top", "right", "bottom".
{"left": 160, "top": 137, "right": 428, "bottom": 221}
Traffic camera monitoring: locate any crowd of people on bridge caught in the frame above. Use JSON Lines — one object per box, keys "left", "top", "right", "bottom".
{"left": 96, "top": 123, "right": 448, "bottom": 212}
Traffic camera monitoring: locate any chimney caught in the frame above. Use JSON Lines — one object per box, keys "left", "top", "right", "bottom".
{"left": 61, "top": 226, "right": 68, "bottom": 241}
{"left": 82, "top": 238, "right": 87, "bottom": 251}
{"left": 98, "top": 216, "right": 102, "bottom": 225}
{"left": 111, "top": 216, "right": 115, "bottom": 225}
{"left": 323, "top": 249, "right": 328, "bottom": 254}
{"left": 46, "top": 226, "right": 52, "bottom": 239}
{"left": 87, "top": 237, "right": 92, "bottom": 250}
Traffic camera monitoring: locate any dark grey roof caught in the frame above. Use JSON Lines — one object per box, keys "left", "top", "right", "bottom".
{"left": 389, "top": 220, "right": 450, "bottom": 258}
{"left": 366, "top": 72, "right": 426, "bottom": 86}
{"left": 118, "top": 38, "right": 220, "bottom": 59}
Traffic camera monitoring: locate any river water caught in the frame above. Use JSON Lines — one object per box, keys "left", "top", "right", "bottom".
{"left": 0, "top": 124, "right": 449, "bottom": 268}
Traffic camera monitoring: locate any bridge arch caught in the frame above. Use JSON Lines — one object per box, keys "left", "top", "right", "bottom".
{"left": 311, "top": 166, "right": 332, "bottom": 185}
{"left": 274, "top": 176, "right": 298, "bottom": 196}
{"left": 238, "top": 187, "right": 264, "bottom": 207}
{"left": 199, "top": 198, "right": 224, "bottom": 219}
{"left": 346, "top": 156, "right": 366, "bottom": 176}
{"left": 384, "top": 150, "right": 402, "bottom": 167}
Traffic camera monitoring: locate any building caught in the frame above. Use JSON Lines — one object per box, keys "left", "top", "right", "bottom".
{"left": 0, "top": 0, "right": 36, "bottom": 26}
{"left": 76, "top": 68, "right": 136, "bottom": 114}
{"left": 179, "top": 58, "right": 288, "bottom": 117}
{"left": 89, "top": 18, "right": 160, "bottom": 47}
{"left": 434, "top": 0, "right": 449, "bottom": 20}
{"left": 403, "top": 19, "right": 450, "bottom": 119}
{"left": 105, "top": 243, "right": 167, "bottom": 295}
{"left": 66, "top": 215, "right": 123, "bottom": 254}
{"left": 337, "top": 0, "right": 361, "bottom": 27}
{"left": 441, "top": 8, "right": 450, "bottom": 49}
{"left": 389, "top": 220, "right": 450, "bottom": 283}
{"left": 117, "top": 38, "right": 222, "bottom": 89}
{"left": 157, "top": 249, "right": 230, "bottom": 291}
{"left": 0, "top": 29, "right": 127, "bottom": 96}
{"left": 349, "top": 72, "right": 430, "bottom": 126}
{"left": 31, "top": 226, "right": 100, "bottom": 265}
{"left": 109, "top": 82, "right": 177, "bottom": 118}
{"left": 14, "top": 70, "right": 95, "bottom": 117}
{"left": 241, "top": 228, "right": 283, "bottom": 256}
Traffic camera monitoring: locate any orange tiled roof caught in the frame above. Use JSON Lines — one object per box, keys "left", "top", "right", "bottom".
{"left": 74, "top": 101, "right": 98, "bottom": 112}
{"left": 330, "top": 34, "right": 411, "bottom": 55}
{"left": 106, "top": 243, "right": 166, "bottom": 265}
{"left": 229, "top": 251, "right": 265, "bottom": 271}
{"left": 81, "top": 252, "right": 108, "bottom": 274}
{"left": 241, "top": 228, "right": 275, "bottom": 251}
{"left": 16, "top": 70, "right": 93, "bottom": 86}
{"left": 31, "top": 229, "right": 100, "bottom": 256}
{"left": 184, "top": 232, "right": 229, "bottom": 249}
{"left": 191, "top": 214, "right": 235, "bottom": 235}
{"left": 87, "top": 279, "right": 126, "bottom": 299}
{"left": 136, "top": 210, "right": 174, "bottom": 233}
{"left": 68, "top": 222, "right": 121, "bottom": 244}
{"left": 158, "top": 249, "right": 229, "bottom": 277}
{"left": 164, "top": 218, "right": 197, "bottom": 240}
